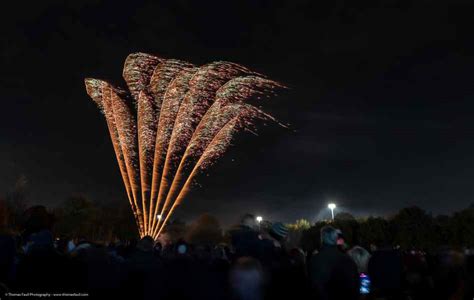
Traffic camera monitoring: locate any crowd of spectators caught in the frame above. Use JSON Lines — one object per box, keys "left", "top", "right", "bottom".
{"left": 1, "top": 212, "right": 473, "bottom": 300}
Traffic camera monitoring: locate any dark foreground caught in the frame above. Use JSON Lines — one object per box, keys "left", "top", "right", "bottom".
{"left": 1, "top": 223, "right": 473, "bottom": 300}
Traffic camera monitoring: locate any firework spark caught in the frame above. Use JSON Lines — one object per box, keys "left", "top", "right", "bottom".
{"left": 85, "top": 53, "right": 285, "bottom": 237}
{"left": 148, "top": 66, "right": 197, "bottom": 234}
{"left": 155, "top": 117, "right": 239, "bottom": 237}
{"left": 152, "top": 62, "right": 257, "bottom": 232}
{"left": 139, "top": 60, "right": 195, "bottom": 233}
{"left": 123, "top": 53, "right": 161, "bottom": 103}
{"left": 151, "top": 77, "right": 283, "bottom": 236}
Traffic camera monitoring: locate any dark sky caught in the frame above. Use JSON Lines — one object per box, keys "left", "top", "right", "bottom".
{"left": 1, "top": 0, "right": 474, "bottom": 225}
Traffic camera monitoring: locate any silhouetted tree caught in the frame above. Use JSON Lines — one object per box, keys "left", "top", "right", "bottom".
{"left": 287, "top": 219, "right": 311, "bottom": 248}
{"left": 185, "top": 213, "right": 222, "bottom": 246}
{"left": 450, "top": 206, "right": 474, "bottom": 247}
{"left": 0, "top": 197, "right": 9, "bottom": 233}
{"left": 162, "top": 218, "right": 187, "bottom": 243}
{"left": 109, "top": 201, "right": 138, "bottom": 240}
{"left": 21, "top": 205, "right": 54, "bottom": 236}
{"left": 54, "top": 195, "right": 98, "bottom": 239}
{"left": 433, "top": 215, "right": 452, "bottom": 246}
{"left": 335, "top": 212, "right": 356, "bottom": 221}
{"left": 3, "top": 175, "right": 29, "bottom": 232}
{"left": 333, "top": 212, "right": 359, "bottom": 245}
{"left": 359, "top": 217, "right": 391, "bottom": 247}
{"left": 54, "top": 195, "right": 138, "bottom": 241}
{"left": 390, "top": 206, "right": 434, "bottom": 249}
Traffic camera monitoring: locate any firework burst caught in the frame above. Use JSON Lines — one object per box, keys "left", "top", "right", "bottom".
{"left": 85, "top": 53, "right": 285, "bottom": 238}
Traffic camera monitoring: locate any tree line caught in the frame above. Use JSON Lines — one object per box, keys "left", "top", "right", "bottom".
{"left": 1, "top": 177, "right": 473, "bottom": 250}
{"left": 296, "top": 205, "right": 474, "bottom": 252}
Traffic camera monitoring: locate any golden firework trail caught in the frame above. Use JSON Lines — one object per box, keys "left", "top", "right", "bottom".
{"left": 149, "top": 67, "right": 197, "bottom": 234}
{"left": 85, "top": 53, "right": 285, "bottom": 237}
{"left": 151, "top": 77, "right": 284, "bottom": 236}
{"left": 152, "top": 62, "right": 262, "bottom": 233}
{"left": 139, "top": 60, "right": 194, "bottom": 233}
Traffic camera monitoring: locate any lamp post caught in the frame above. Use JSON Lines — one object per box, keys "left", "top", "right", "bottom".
{"left": 156, "top": 214, "right": 162, "bottom": 221}
{"left": 328, "top": 203, "right": 336, "bottom": 221}
{"left": 256, "top": 216, "right": 263, "bottom": 230}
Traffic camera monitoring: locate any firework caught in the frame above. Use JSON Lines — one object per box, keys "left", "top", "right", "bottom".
{"left": 85, "top": 53, "right": 284, "bottom": 237}
{"left": 148, "top": 67, "right": 197, "bottom": 234}
{"left": 139, "top": 60, "right": 194, "bottom": 233}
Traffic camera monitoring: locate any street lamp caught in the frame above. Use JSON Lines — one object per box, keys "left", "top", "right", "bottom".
{"left": 256, "top": 216, "right": 263, "bottom": 223}
{"left": 156, "top": 214, "right": 162, "bottom": 221}
{"left": 328, "top": 203, "right": 336, "bottom": 221}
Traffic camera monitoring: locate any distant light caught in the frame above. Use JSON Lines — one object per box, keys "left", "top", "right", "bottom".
{"left": 256, "top": 216, "right": 263, "bottom": 223}
{"left": 157, "top": 214, "right": 162, "bottom": 220}
{"left": 328, "top": 203, "right": 336, "bottom": 221}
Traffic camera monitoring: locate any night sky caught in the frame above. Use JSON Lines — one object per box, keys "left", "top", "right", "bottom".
{"left": 1, "top": 0, "right": 474, "bottom": 225}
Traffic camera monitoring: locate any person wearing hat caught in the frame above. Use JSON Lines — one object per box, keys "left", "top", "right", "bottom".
{"left": 258, "top": 222, "right": 290, "bottom": 266}
{"left": 266, "top": 222, "right": 289, "bottom": 248}
{"left": 309, "top": 225, "right": 359, "bottom": 300}
{"left": 261, "top": 222, "right": 313, "bottom": 299}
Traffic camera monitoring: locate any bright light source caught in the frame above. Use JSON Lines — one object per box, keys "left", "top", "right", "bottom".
{"left": 256, "top": 216, "right": 263, "bottom": 223}
{"left": 328, "top": 203, "right": 336, "bottom": 221}
{"left": 157, "top": 214, "right": 162, "bottom": 220}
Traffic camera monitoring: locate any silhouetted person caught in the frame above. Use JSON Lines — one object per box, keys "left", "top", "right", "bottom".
{"left": 368, "top": 245, "right": 403, "bottom": 298}
{"left": 309, "top": 225, "right": 359, "bottom": 300}
{"left": 15, "top": 230, "right": 75, "bottom": 292}
{"left": 21, "top": 206, "right": 54, "bottom": 238}
{"left": 0, "top": 231, "right": 16, "bottom": 287}
{"left": 124, "top": 236, "right": 164, "bottom": 300}
{"left": 347, "top": 246, "right": 371, "bottom": 274}
{"left": 229, "top": 214, "right": 261, "bottom": 259}
{"left": 72, "top": 243, "right": 124, "bottom": 297}
{"left": 260, "top": 222, "right": 312, "bottom": 299}
{"left": 431, "top": 249, "right": 466, "bottom": 300}
{"left": 230, "top": 257, "right": 264, "bottom": 300}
